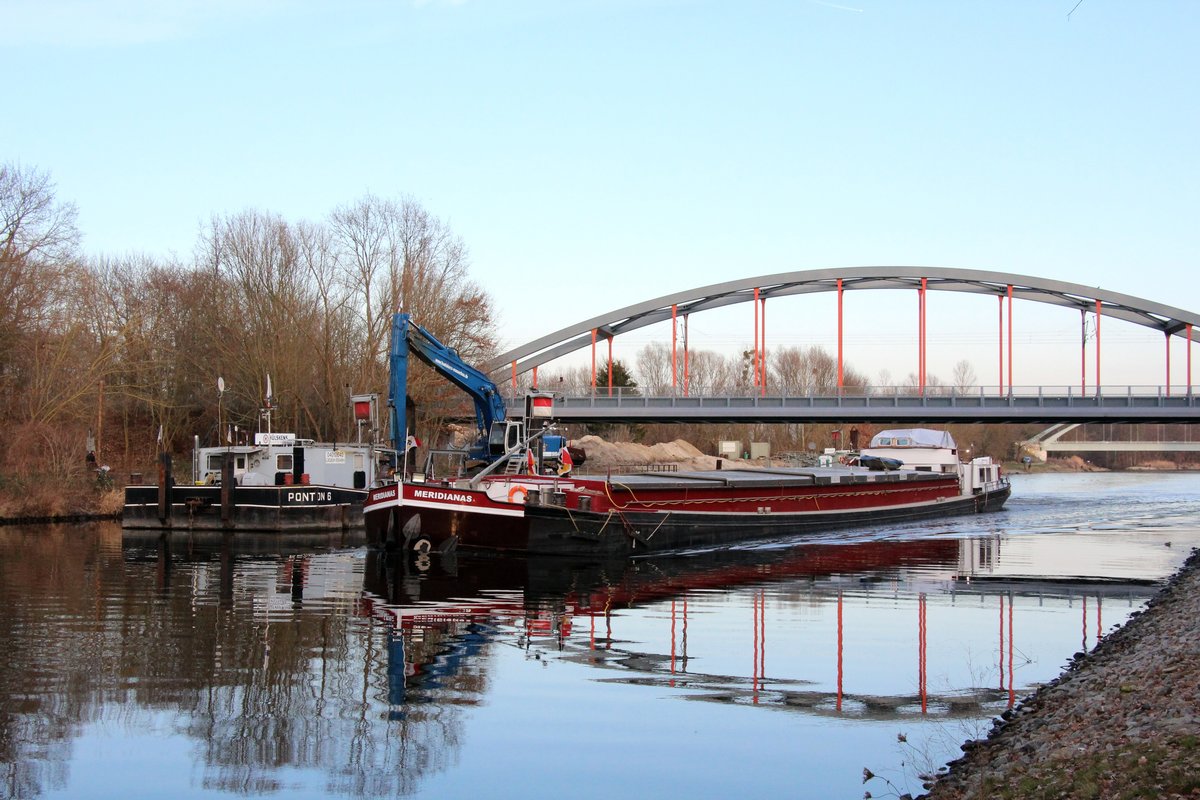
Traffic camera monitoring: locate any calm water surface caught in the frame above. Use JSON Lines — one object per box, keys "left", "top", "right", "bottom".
{"left": 3, "top": 472, "right": 1200, "bottom": 799}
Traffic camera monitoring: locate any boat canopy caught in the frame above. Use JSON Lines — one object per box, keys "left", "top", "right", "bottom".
{"left": 868, "top": 428, "right": 956, "bottom": 449}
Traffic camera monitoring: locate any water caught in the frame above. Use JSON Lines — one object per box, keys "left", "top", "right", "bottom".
{"left": 3, "top": 472, "right": 1200, "bottom": 799}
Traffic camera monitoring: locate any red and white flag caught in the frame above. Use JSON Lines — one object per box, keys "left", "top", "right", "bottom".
{"left": 558, "top": 445, "right": 574, "bottom": 475}
{"left": 526, "top": 448, "right": 537, "bottom": 474}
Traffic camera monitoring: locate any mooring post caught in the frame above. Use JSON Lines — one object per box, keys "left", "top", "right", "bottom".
{"left": 156, "top": 451, "right": 173, "bottom": 526}
{"left": 221, "top": 451, "right": 234, "bottom": 527}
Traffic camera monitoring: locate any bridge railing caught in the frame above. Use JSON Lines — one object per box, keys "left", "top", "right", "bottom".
{"left": 515, "top": 384, "right": 1198, "bottom": 402}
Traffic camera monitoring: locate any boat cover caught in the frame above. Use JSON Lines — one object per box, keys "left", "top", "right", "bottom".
{"left": 868, "top": 428, "right": 956, "bottom": 449}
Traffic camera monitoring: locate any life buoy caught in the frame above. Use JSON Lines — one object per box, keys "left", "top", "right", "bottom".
{"left": 508, "top": 485, "right": 528, "bottom": 503}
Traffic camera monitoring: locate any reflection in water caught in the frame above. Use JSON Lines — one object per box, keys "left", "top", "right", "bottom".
{"left": 0, "top": 527, "right": 446, "bottom": 799}
{"left": 2, "top": 473, "right": 1197, "bottom": 800}
{"left": 357, "top": 536, "right": 1147, "bottom": 744}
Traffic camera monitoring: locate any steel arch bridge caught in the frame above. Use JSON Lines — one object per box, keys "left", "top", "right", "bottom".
{"left": 491, "top": 267, "right": 1200, "bottom": 391}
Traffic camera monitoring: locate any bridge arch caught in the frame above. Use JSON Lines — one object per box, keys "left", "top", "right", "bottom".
{"left": 490, "top": 267, "right": 1200, "bottom": 387}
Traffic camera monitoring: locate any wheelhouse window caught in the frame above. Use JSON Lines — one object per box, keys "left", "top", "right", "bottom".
{"left": 277, "top": 454, "right": 293, "bottom": 470}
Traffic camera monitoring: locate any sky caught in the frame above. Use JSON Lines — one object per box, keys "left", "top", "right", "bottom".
{"left": 5, "top": 0, "right": 1199, "bottom": 389}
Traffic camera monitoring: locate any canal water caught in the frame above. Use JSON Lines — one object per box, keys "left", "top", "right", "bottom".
{"left": 3, "top": 472, "right": 1200, "bottom": 800}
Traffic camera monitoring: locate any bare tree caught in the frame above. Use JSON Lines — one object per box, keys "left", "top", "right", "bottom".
{"left": 0, "top": 164, "right": 79, "bottom": 339}
{"left": 635, "top": 342, "right": 674, "bottom": 394}
{"left": 0, "top": 164, "right": 81, "bottom": 407}
{"left": 680, "top": 349, "right": 737, "bottom": 395}
{"left": 952, "top": 359, "right": 977, "bottom": 392}
{"left": 0, "top": 163, "right": 95, "bottom": 495}
{"left": 293, "top": 220, "right": 361, "bottom": 439}
{"left": 81, "top": 255, "right": 222, "bottom": 459}
{"left": 330, "top": 195, "right": 496, "bottom": 445}
{"left": 770, "top": 346, "right": 863, "bottom": 394}
{"left": 331, "top": 195, "right": 494, "bottom": 371}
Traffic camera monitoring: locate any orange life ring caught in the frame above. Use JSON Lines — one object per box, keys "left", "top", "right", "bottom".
{"left": 508, "top": 485, "right": 528, "bottom": 503}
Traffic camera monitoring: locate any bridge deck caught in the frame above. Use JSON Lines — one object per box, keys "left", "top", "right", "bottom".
{"left": 510, "top": 389, "right": 1200, "bottom": 424}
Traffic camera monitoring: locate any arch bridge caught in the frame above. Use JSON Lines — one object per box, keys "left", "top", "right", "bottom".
{"left": 488, "top": 267, "right": 1200, "bottom": 424}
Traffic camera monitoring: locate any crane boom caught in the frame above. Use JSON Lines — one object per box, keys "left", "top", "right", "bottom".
{"left": 387, "top": 313, "right": 508, "bottom": 458}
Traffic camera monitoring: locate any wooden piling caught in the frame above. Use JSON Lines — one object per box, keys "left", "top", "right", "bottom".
{"left": 220, "top": 452, "right": 234, "bottom": 527}
{"left": 156, "top": 452, "right": 172, "bottom": 526}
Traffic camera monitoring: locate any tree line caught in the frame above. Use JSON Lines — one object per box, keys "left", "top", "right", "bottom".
{"left": 1, "top": 163, "right": 495, "bottom": 515}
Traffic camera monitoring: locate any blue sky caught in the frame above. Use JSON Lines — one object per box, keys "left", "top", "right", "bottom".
{"left": 5, "top": 0, "right": 1198, "bottom": 387}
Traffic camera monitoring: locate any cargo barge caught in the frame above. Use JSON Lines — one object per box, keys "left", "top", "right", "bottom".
{"left": 365, "top": 428, "right": 1011, "bottom": 557}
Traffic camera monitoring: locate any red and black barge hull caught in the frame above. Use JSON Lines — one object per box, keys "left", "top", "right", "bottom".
{"left": 365, "top": 467, "right": 1011, "bottom": 557}
{"left": 523, "top": 482, "right": 1011, "bottom": 557}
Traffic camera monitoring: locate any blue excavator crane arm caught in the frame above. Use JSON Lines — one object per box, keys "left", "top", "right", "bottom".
{"left": 387, "top": 312, "right": 508, "bottom": 457}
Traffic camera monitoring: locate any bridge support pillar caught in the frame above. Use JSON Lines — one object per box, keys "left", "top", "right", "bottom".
{"left": 1166, "top": 330, "right": 1171, "bottom": 397}
{"left": 1007, "top": 284, "right": 1014, "bottom": 393}
{"left": 998, "top": 294, "right": 1004, "bottom": 393}
{"left": 753, "top": 287, "right": 760, "bottom": 389}
{"left": 760, "top": 295, "right": 767, "bottom": 395}
{"left": 837, "top": 278, "right": 844, "bottom": 389}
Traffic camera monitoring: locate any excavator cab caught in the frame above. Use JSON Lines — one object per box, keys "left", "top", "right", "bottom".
{"left": 488, "top": 420, "right": 525, "bottom": 457}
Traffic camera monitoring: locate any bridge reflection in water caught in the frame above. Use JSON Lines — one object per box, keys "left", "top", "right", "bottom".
{"left": 361, "top": 533, "right": 1151, "bottom": 729}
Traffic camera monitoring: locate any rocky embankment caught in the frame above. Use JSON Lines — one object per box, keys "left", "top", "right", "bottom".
{"left": 923, "top": 548, "right": 1200, "bottom": 800}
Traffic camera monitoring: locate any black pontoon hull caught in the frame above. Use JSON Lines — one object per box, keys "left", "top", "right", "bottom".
{"left": 122, "top": 484, "right": 366, "bottom": 532}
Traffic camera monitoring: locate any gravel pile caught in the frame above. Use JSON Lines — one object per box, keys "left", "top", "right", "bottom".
{"left": 922, "top": 548, "right": 1200, "bottom": 799}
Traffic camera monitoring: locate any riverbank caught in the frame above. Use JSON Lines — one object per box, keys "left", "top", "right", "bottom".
{"left": 922, "top": 548, "right": 1200, "bottom": 799}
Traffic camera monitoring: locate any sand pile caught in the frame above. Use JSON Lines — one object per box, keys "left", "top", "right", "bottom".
{"left": 571, "top": 435, "right": 719, "bottom": 471}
